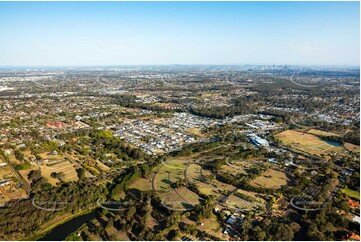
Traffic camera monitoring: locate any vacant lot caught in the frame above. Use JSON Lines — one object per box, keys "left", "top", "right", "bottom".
{"left": 276, "top": 130, "right": 346, "bottom": 156}
{"left": 250, "top": 169, "right": 290, "bottom": 189}
{"left": 0, "top": 165, "right": 14, "bottom": 180}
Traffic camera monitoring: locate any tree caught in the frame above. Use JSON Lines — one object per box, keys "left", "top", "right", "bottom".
{"left": 77, "top": 168, "right": 86, "bottom": 180}
{"left": 28, "top": 169, "right": 42, "bottom": 182}
{"left": 306, "top": 224, "right": 326, "bottom": 241}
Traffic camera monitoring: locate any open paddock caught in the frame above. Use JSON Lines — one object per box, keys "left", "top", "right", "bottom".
{"left": 153, "top": 158, "right": 188, "bottom": 191}
{"left": 128, "top": 178, "right": 152, "bottom": 191}
{"left": 40, "top": 160, "right": 79, "bottom": 185}
{"left": 250, "top": 169, "right": 291, "bottom": 190}
{"left": 220, "top": 160, "right": 254, "bottom": 176}
{"left": 161, "top": 188, "right": 201, "bottom": 211}
{"left": 186, "top": 164, "right": 202, "bottom": 183}
{"left": 276, "top": 130, "right": 347, "bottom": 156}
{"left": 344, "top": 142, "right": 360, "bottom": 153}
{"left": 185, "top": 164, "right": 236, "bottom": 196}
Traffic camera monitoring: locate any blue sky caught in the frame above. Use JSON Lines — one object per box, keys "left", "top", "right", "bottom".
{"left": 0, "top": 1, "right": 359, "bottom": 66}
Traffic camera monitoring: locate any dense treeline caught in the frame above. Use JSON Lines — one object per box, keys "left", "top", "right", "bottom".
{"left": 0, "top": 181, "right": 106, "bottom": 240}
{"left": 189, "top": 96, "right": 257, "bottom": 119}
{"left": 111, "top": 94, "right": 182, "bottom": 113}
{"left": 239, "top": 218, "right": 296, "bottom": 240}
{"left": 0, "top": 150, "right": 162, "bottom": 240}
{"left": 57, "top": 129, "right": 147, "bottom": 161}
{"left": 343, "top": 130, "right": 360, "bottom": 146}
{"left": 110, "top": 168, "right": 142, "bottom": 199}
{"left": 171, "top": 140, "right": 220, "bottom": 157}
{"left": 304, "top": 205, "right": 360, "bottom": 240}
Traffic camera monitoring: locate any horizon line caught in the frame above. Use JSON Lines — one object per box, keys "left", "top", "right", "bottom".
{"left": 0, "top": 64, "right": 359, "bottom": 68}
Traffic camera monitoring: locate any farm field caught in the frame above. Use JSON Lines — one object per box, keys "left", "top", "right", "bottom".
{"left": 40, "top": 160, "right": 79, "bottom": 185}
{"left": 276, "top": 130, "right": 347, "bottom": 156}
{"left": 95, "top": 160, "right": 111, "bottom": 172}
{"left": 113, "top": 231, "right": 130, "bottom": 241}
{"left": 250, "top": 169, "right": 290, "bottom": 189}
{"left": 225, "top": 194, "right": 265, "bottom": 212}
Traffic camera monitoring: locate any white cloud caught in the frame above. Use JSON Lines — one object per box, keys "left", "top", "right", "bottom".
{"left": 288, "top": 42, "right": 327, "bottom": 52}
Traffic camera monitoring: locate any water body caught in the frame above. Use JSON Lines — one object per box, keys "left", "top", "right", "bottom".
{"left": 38, "top": 211, "right": 96, "bottom": 241}
{"left": 325, "top": 140, "right": 342, "bottom": 147}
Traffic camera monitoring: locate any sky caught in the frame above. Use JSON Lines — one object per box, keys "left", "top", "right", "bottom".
{"left": 0, "top": 1, "right": 359, "bottom": 66}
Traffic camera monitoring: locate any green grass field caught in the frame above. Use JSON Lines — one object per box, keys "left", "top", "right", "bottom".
{"left": 153, "top": 159, "right": 187, "bottom": 191}
{"left": 342, "top": 188, "right": 360, "bottom": 200}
